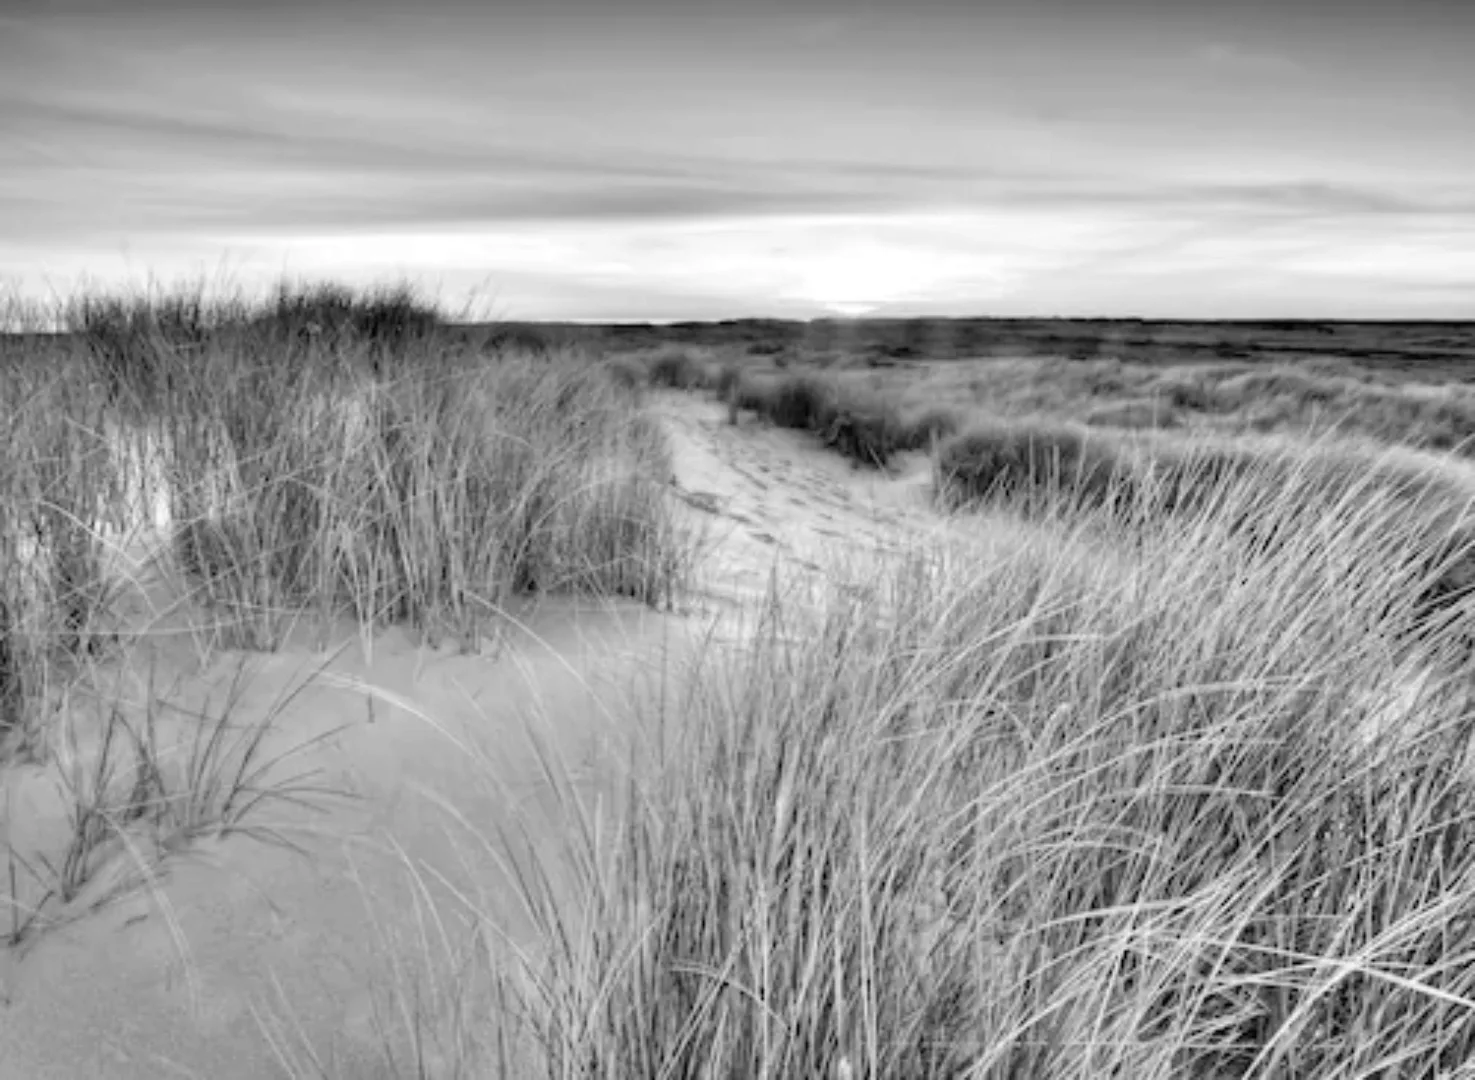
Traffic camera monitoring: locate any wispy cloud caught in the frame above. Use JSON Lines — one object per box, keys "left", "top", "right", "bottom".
{"left": 13, "top": 82, "right": 1468, "bottom": 239}
{"left": 993, "top": 178, "right": 1475, "bottom": 219}
{"left": 3, "top": 1, "right": 1472, "bottom": 318}
{"left": 4, "top": 92, "right": 684, "bottom": 180}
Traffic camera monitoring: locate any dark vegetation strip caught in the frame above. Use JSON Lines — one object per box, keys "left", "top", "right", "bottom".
{"left": 627, "top": 345, "right": 1475, "bottom": 653}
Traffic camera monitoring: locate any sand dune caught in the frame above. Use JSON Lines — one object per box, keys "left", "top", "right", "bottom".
{"left": 0, "top": 390, "right": 938, "bottom": 1079}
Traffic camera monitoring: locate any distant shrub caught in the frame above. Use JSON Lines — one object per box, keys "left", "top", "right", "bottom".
{"left": 936, "top": 420, "right": 1126, "bottom": 511}
{"left": 602, "top": 356, "right": 647, "bottom": 396}
{"left": 819, "top": 407, "right": 899, "bottom": 469}
{"left": 728, "top": 372, "right": 780, "bottom": 415}
{"left": 763, "top": 373, "right": 838, "bottom": 431}
{"left": 260, "top": 281, "right": 359, "bottom": 340}
{"left": 484, "top": 326, "right": 553, "bottom": 357}
{"left": 864, "top": 342, "right": 920, "bottom": 367}
{"left": 1165, "top": 366, "right": 1475, "bottom": 457}
{"left": 1150, "top": 374, "right": 1219, "bottom": 412}
{"left": 1084, "top": 399, "right": 1181, "bottom": 430}
{"left": 645, "top": 347, "right": 710, "bottom": 390}
{"left": 894, "top": 404, "right": 969, "bottom": 451}
{"left": 712, "top": 362, "right": 744, "bottom": 403}
{"left": 1367, "top": 390, "right": 1475, "bottom": 454}
{"left": 258, "top": 280, "right": 442, "bottom": 349}
{"left": 724, "top": 370, "right": 900, "bottom": 467}
{"left": 349, "top": 283, "right": 443, "bottom": 348}
{"left": 1299, "top": 357, "right": 1364, "bottom": 381}
{"left": 1215, "top": 368, "right": 1345, "bottom": 410}
{"left": 1075, "top": 358, "right": 1135, "bottom": 397}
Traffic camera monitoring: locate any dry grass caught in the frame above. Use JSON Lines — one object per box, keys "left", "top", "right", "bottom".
{"left": 473, "top": 453, "right": 1475, "bottom": 1077}
{"left": 3, "top": 652, "right": 351, "bottom": 951}
{"left": 14, "top": 293, "right": 1475, "bottom": 1074}
{"left": 721, "top": 368, "right": 934, "bottom": 468}
{"left": 934, "top": 418, "right": 1126, "bottom": 513}
{"left": 1, "top": 277, "right": 694, "bottom": 953}
{"left": 636, "top": 345, "right": 720, "bottom": 391}
{"left": 659, "top": 346, "right": 1475, "bottom": 476}
{"left": 694, "top": 351, "right": 1475, "bottom": 468}
{"left": 883, "top": 355, "right": 1475, "bottom": 454}
{"left": 256, "top": 435, "right": 1475, "bottom": 1078}
{"left": 932, "top": 420, "right": 1475, "bottom": 628}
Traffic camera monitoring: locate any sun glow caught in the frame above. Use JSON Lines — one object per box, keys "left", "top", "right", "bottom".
{"left": 786, "top": 244, "right": 938, "bottom": 311}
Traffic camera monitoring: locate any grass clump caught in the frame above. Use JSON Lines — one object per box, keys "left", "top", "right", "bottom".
{"left": 712, "top": 361, "right": 744, "bottom": 404}
{"left": 894, "top": 402, "right": 969, "bottom": 449}
{"left": 4, "top": 275, "right": 694, "bottom": 683}
{"left": 3, "top": 653, "right": 350, "bottom": 950}
{"left": 600, "top": 355, "right": 649, "bottom": 397}
{"left": 64, "top": 279, "right": 448, "bottom": 415}
{"left": 0, "top": 357, "right": 126, "bottom": 753}
{"left": 153, "top": 345, "right": 689, "bottom": 652}
{"left": 0, "top": 274, "right": 699, "bottom": 956}
{"left": 935, "top": 418, "right": 1473, "bottom": 565}
{"left": 1083, "top": 397, "right": 1181, "bottom": 430}
{"left": 642, "top": 346, "right": 714, "bottom": 391}
{"left": 490, "top": 458, "right": 1475, "bottom": 1077}
{"left": 35, "top": 280, "right": 694, "bottom": 654}
{"left": 65, "top": 288, "right": 209, "bottom": 417}
{"left": 935, "top": 418, "right": 1127, "bottom": 513}
{"left": 255, "top": 279, "right": 443, "bottom": 351}
{"left": 760, "top": 371, "right": 838, "bottom": 430}
{"left": 729, "top": 369, "right": 907, "bottom": 468}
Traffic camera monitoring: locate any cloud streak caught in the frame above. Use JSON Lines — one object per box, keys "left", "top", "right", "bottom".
{"left": 11, "top": 86, "right": 1469, "bottom": 237}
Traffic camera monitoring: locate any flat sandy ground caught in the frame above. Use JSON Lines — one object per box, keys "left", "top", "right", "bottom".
{"left": 0, "top": 392, "right": 956, "bottom": 1079}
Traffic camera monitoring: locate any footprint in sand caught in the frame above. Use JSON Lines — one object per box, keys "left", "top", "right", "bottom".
{"left": 677, "top": 489, "right": 724, "bottom": 514}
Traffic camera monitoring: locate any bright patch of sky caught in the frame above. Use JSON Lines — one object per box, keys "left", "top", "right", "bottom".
{"left": 4, "top": 0, "right": 1472, "bottom": 319}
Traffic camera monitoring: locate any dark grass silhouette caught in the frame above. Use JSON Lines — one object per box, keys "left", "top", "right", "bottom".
{"left": 725, "top": 369, "right": 913, "bottom": 468}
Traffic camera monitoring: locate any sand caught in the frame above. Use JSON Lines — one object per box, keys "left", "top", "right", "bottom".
{"left": 0, "top": 392, "right": 941, "bottom": 1079}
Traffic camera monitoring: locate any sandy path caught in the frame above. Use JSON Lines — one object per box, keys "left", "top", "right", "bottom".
{"left": 653, "top": 391, "right": 936, "bottom": 613}
{"left": 0, "top": 390, "right": 943, "bottom": 1080}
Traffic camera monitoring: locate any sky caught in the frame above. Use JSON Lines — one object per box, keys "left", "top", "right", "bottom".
{"left": 2, "top": 0, "right": 1473, "bottom": 321}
